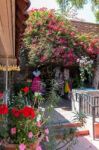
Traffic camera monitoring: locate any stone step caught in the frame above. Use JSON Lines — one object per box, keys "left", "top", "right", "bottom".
{"left": 48, "top": 122, "right": 89, "bottom": 139}
{"left": 56, "top": 129, "right": 89, "bottom": 140}
{"left": 52, "top": 122, "right": 82, "bottom": 128}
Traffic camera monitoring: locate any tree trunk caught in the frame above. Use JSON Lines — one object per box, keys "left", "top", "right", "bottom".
{"left": 93, "top": 55, "right": 99, "bottom": 89}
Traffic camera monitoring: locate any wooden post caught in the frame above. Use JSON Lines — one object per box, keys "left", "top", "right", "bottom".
{"left": 92, "top": 106, "right": 95, "bottom": 140}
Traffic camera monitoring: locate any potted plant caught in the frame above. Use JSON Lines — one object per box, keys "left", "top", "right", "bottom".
{"left": 0, "top": 87, "right": 49, "bottom": 150}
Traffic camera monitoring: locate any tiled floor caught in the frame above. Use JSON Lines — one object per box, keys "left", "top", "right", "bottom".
{"left": 48, "top": 108, "right": 99, "bottom": 150}
{"left": 72, "top": 136, "right": 99, "bottom": 150}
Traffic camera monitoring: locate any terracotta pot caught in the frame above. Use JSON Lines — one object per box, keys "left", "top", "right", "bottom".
{"left": 27, "top": 142, "right": 38, "bottom": 150}
{"left": 3, "top": 134, "right": 44, "bottom": 150}
{"left": 3, "top": 142, "right": 38, "bottom": 150}
{"left": 3, "top": 144, "right": 16, "bottom": 150}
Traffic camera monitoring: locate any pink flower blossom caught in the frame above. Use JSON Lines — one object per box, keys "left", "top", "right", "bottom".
{"left": 70, "top": 32, "right": 75, "bottom": 36}
{"left": 39, "top": 7, "right": 47, "bottom": 11}
{"left": 19, "top": 143, "right": 26, "bottom": 150}
{"left": 46, "top": 136, "right": 49, "bottom": 142}
{"left": 10, "top": 127, "right": 16, "bottom": 135}
{"left": 37, "top": 121, "right": 42, "bottom": 127}
{"left": 87, "top": 47, "right": 93, "bottom": 54}
{"left": 36, "top": 145, "right": 42, "bottom": 150}
{"left": 28, "top": 132, "right": 33, "bottom": 139}
{"left": 45, "top": 128, "right": 49, "bottom": 135}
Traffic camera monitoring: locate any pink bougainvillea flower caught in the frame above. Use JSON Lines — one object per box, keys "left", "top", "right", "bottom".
{"left": 45, "top": 136, "right": 49, "bottom": 142}
{"left": 10, "top": 127, "right": 16, "bottom": 135}
{"left": 87, "top": 47, "right": 94, "bottom": 54}
{"left": 24, "top": 8, "right": 98, "bottom": 68}
{"left": 36, "top": 145, "right": 42, "bottom": 150}
{"left": 28, "top": 132, "right": 33, "bottom": 139}
{"left": 45, "top": 128, "right": 49, "bottom": 135}
{"left": 70, "top": 32, "right": 75, "bottom": 36}
{"left": 37, "top": 121, "right": 42, "bottom": 127}
{"left": 19, "top": 143, "right": 26, "bottom": 150}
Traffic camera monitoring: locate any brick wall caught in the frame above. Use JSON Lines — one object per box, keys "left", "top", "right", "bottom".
{"left": 71, "top": 20, "right": 99, "bottom": 36}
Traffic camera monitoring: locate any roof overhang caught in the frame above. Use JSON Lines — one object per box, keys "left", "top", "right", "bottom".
{"left": 0, "top": 0, "right": 30, "bottom": 67}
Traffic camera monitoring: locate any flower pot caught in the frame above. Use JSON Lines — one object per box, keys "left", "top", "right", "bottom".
{"left": 3, "top": 142, "right": 38, "bottom": 150}
{"left": 28, "top": 142, "right": 38, "bottom": 150}
{"left": 3, "top": 134, "right": 44, "bottom": 150}
{"left": 3, "top": 144, "right": 16, "bottom": 150}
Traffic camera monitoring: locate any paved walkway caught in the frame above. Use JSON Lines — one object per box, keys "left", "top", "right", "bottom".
{"left": 43, "top": 97, "right": 99, "bottom": 150}
{"left": 72, "top": 136, "right": 99, "bottom": 150}
{"left": 46, "top": 107, "right": 99, "bottom": 150}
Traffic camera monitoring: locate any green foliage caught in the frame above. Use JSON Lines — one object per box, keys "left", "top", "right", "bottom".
{"left": 13, "top": 82, "right": 31, "bottom": 94}
{"left": 19, "top": 48, "right": 30, "bottom": 67}
{"left": 77, "top": 56, "right": 94, "bottom": 87}
{"left": 9, "top": 92, "right": 27, "bottom": 108}
{"left": 10, "top": 117, "right": 40, "bottom": 144}
{"left": 0, "top": 118, "right": 8, "bottom": 139}
{"left": 95, "top": 10, "right": 99, "bottom": 21}
{"left": 73, "top": 111, "right": 87, "bottom": 126}
{"left": 44, "top": 79, "right": 61, "bottom": 107}
{"left": 56, "top": 0, "right": 99, "bottom": 21}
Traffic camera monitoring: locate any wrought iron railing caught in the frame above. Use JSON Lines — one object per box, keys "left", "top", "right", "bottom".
{"left": 76, "top": 93, "right": 99, "bottom": 139}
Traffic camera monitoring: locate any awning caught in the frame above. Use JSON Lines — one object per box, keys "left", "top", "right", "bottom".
{"left": 0, "top": 0, "right": 30, "bottom": 68}
{"left": 0, "top": 0, "right": 16, "bottom": 66}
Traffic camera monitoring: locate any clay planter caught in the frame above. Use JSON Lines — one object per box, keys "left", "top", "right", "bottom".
{"left": 3, "top": 134, "right": 44, "bottom": 150}
{"left": 3, "top": 142, "right": 37, "bottom": 150}
{"left": 27, "top": 142, "right": 38, "bottom": 150}
{"left": 3, "top": 144, "right": 16, "bottom": 150}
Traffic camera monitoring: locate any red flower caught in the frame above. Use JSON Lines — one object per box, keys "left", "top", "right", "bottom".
{"left": 11, "top": 108, "right": 21, "bottom": 118}
{"left": 22, "top": 106, "right": 35, "bottom": 119}
{"left": 21, "top": 87, "right": 29, "bottom": 94}
{"left": 0, "top": 104, "right": 8, "bottom": 115}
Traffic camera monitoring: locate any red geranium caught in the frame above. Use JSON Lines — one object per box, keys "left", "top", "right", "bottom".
{"left": 11, "top": 108, "right": 22, "bottom": 118}
{"left": 0, "top": 104, "right": 8, "bottom": 115}
{"left": 22, "top": 106, "right": 35, "bottom": 119}
{"left": 21, "top": 87, "right": 29, "bottom": 94}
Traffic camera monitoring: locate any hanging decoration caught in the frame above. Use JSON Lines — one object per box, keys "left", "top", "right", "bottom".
{"left": 0, "top": 65, "right": 20, "bottom": 71}
{"left": 31, "top": 69, "right": 42, "bottom": 93}
{"left": 64, "top": 81, "right": 71, "bottom": 93}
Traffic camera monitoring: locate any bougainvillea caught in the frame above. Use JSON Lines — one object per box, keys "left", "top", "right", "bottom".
{"left": 77, "top": 56, "right": 94, "bottom": 86}
{"left": 23, "top": 8, "right": 99, "bottom": 67}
